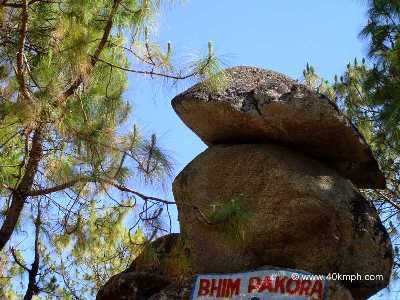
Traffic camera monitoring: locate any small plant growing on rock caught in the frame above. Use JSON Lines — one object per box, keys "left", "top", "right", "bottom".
{"left": 205, "top": 197, "right": 252, "bottom": 244}
{"left": 137, "top": 243, "right": 161, "bottom": 271}
{"left": 163, "top": 237, "right": 192, "bottom": 283}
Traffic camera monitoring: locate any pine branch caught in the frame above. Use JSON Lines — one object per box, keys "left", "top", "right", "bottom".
{"left": 0, "top": 183, "right": 14, "bottom": 192}
{"left": 28, "top": 177, "right": 85, "bottom": 196}
{"left": 101, "top": 179, "right": 175, "bottom": 205}
{"left": 1, "top": 0, "right": 48, "bottom": 7}
{"left": 58, "top": 0, "right": 123, "bottom": 103}
{"left": 0, "top": 131, "right": 21, "bottom": 150}
{"left": 28, "top": 176, "right": 175, "bottom": 205}
{"left": 94, "top": 56, "right": 197, "bottom": 80}
{"left": 10, "top": 248, "right": 30, "bottom": 272}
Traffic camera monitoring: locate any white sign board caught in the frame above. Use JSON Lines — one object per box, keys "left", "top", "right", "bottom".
{"left": 190, "top": 269, "right": 327, "bottom": 300}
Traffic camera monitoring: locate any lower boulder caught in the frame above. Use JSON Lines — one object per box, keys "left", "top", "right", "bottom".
{"left": 97, "top": 234, "right": 192, "bottom": 300}
{"left": 96, "top": 271, "right": 170, "bottom": 300}
{"left": 130, "top": 233, "right": 193, "bottom": 281}
{"left": 172, "top": 143, "right": 393, "bottom": 299}
{"left": 326, "top": 280, "right": 354, "bottom": 300}
{"left": 148, "top": 282, "right": 193, "bottom": 300}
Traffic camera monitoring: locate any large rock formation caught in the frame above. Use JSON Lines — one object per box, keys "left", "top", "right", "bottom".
{"left": 97, "top": 66, "right": 392, "bottom": 300}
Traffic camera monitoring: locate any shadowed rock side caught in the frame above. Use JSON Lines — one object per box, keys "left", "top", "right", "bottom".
{"left": 129, "top": 233, "right": 193, "bottom": 281}
{"left": 172, "top": 143, "right": 393, "bottom": 300}
{"left": 171, "top": 66, "right": 385, "bottom": 188}
{"left": 96, "top": 234, "right": 189, "bottom": 300}
{"left": 95, "top": 271, "right": 171, "bottom": 300}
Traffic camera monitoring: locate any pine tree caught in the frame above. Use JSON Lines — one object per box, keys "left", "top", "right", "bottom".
{"left": 303, "top": 4, "right": 400, "bottom": 279}
{"left": 360, "top": 0, "right": 400, "bottom": 145}
{"left": 0, "top": 0, "right": 224, "bottom": 298}
{"left": 303, "top": 60, "right": 400, "bottom": 275}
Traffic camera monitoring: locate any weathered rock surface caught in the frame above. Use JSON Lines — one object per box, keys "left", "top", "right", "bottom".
{"left": 96, "top": 233, "right": 188, "bottom": 300}
{"left": 172, "top": 66, "right": 384, "bottom": 188}
{"left": 325, "top": 281, "right": 354, "bottom": 300}
{"left": 96, "top": 234, "right": 193, "bottom": 300}
{"left": 96, "top": 271, "right": 171, "bottom": 300}
{"left": 148, "top": 282, "right": 192, "bottom": 300}
{"left": 172, "top": 143, "right": 393, "bottom": 299}
{"left": 130, "top": 233, "right": 193, "bottom": 281}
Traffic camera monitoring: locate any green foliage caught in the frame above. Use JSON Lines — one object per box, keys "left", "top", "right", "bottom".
{"left": 140, "top": 242, "right": 161, "bottom": 268}
{"left": 195, "top": 42, "right": 232, "bottom": 93}
{"left": 206, "top": 198, "right": 251, "bottom": 245}
{"left": 359, "top": 0, "right": 400, "bottom": 146}
{"left": 162, "top": 237, "right": 192, "bottom": 280}
{"left": 51, "top": 203, "right": 144, "bottom": 295}
{"left": 303, "top": 63, "right": 335, "bottom": 100}
{"left": 303, "top": 58, "right": 400, "bottom": 276}
{"left": 0, "top": 252, "right": 24, "bottom": 299}
{"left": 303, "top": 9, "right": 400, "bottom": 272}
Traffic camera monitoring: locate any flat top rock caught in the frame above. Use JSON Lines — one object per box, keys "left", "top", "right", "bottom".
{"left": 172, "top": 66, "right": 385, "bottom": 188}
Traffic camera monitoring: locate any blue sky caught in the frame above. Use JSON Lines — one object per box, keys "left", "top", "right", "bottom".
{"left": 125, "top": 1, "right": 397, "bottom": 299}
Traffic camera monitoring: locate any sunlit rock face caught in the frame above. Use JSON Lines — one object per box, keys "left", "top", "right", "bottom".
{"left": 172, "top": 143, "right": 392, "bottom": 299}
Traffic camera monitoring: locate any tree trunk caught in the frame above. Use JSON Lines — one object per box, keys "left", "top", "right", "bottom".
{"left": 0, "top": 127, "right": 43, "bottom": 251}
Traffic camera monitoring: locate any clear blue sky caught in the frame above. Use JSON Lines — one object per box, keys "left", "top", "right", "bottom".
{"left": 125, "top": 1, "right": 397, "bottom": 298}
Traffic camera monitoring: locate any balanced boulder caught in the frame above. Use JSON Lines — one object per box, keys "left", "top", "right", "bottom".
{"left": 97, "top": 66, "right": 392, "bottom": 300}
{"left": 172, "top": 143, "right": 392, "bottom": 299}
{"left": 172, "top": 66, "right": 385, "bottom": 188}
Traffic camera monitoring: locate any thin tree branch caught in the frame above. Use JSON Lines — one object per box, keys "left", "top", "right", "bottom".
{"left": 15, "top": 0, "right": 32, "bottom": 102}
{"left": 28, "top": 177, "right": 85, "bottom": 196}
{"left": 376, "top": 190, "right": 400, "bottom": 212}
{"left": 100, "top": 178, "right": 175, "bottom": 205}
{"left": 10, "top": 248, "right": 30, "bottom": 272}
{"left": 28, "top": 176, "right": 175, "bottom": 205}
{"left": 94, "top": 56, "right": 196, "bottom": 80}
{"left": 23, "top": 205, "right": 41, "bottom": 300}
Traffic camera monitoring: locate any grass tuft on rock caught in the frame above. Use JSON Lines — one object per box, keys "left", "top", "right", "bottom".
{"left": 206, "top": 198, "right": 251, "bottom": 245}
